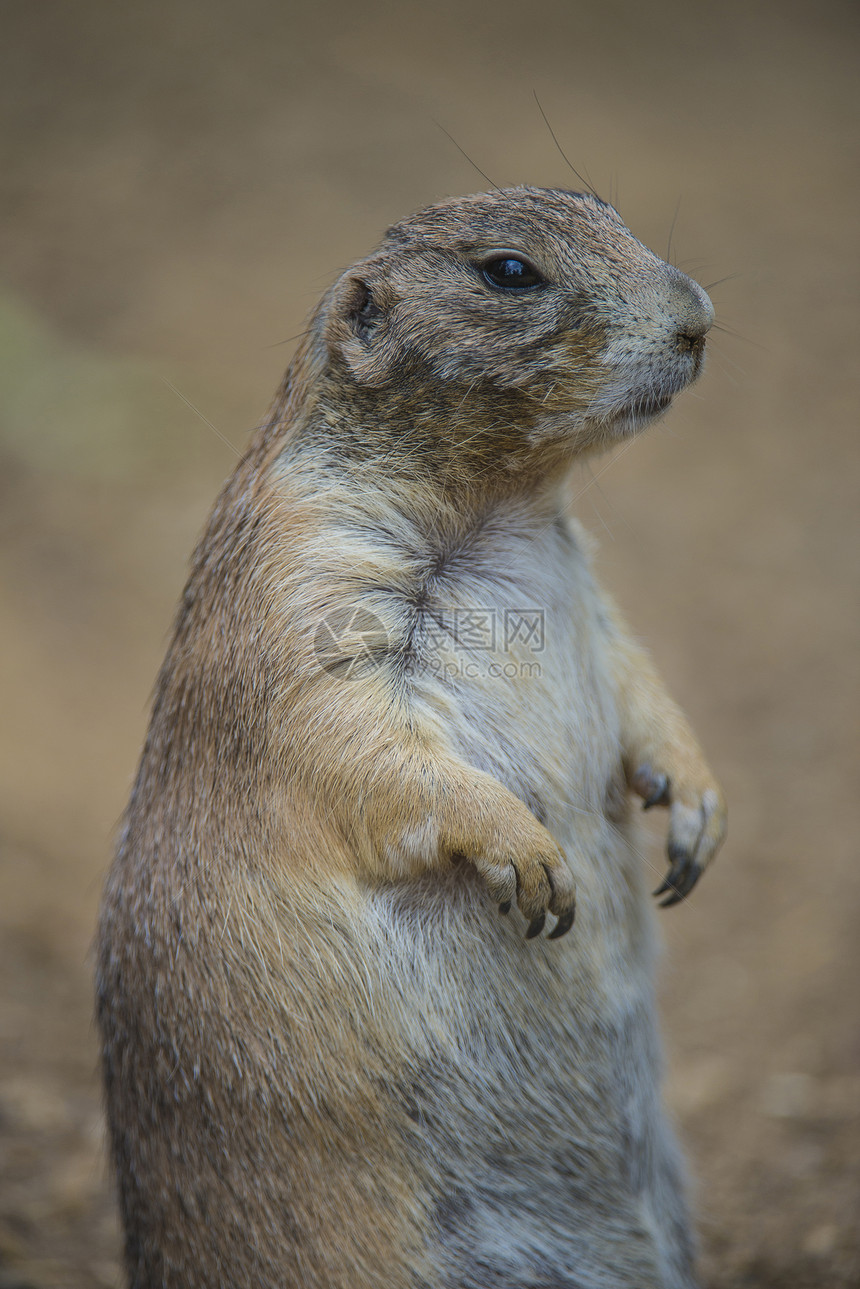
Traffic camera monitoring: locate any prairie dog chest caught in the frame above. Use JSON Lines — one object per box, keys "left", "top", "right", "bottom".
{"left": 399, "top": 513, "right": 621, "bottom": 823}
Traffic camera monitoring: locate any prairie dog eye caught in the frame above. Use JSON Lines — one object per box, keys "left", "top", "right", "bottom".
{"left": 481, "top": 256, "right": 546, "bottom": 291}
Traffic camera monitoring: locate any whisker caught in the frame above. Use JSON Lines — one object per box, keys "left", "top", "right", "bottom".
{"left": 532, "top": 92, "right": 599, "bottom": 198}
{"left": 710, "top": 322, "right": 764, "bottom": 349}
{"left": 703, "top": 273, "right": 744, "bottom": 292}
{"left": 666, "top": 195, "right": 682, "bottom": 265}
{"left": 264, "top": 328, "right": 313, "bottom": 351}
{"left": 162, "top": 378, "right": 242, "bottom": 458}
{"left": 434, "top": 123, "right": 502, "bottom": 191}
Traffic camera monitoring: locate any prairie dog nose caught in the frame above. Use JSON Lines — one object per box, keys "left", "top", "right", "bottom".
{"left": 667, "top": 269, "right": 714, "bottom": 349}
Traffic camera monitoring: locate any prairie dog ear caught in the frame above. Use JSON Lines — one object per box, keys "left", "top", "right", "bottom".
{"left": 325, "top": 273, "right": 398, "bottom": 386}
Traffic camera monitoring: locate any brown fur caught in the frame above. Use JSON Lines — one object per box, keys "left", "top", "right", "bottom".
{"left": 97, "top": 187, "right": 726, "bottom": 1288}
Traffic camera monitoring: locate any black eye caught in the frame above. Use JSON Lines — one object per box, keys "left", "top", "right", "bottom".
{"left": 481, "top": 257, "right": 545, "bottom": 291}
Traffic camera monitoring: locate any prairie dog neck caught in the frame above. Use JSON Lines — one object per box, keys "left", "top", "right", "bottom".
{"left": 278, "top": 425, "right": 573, "bottom": 577}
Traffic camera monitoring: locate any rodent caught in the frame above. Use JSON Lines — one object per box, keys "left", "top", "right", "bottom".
{"left": 96, "top": 186, "right": 727, "bottom": 1289}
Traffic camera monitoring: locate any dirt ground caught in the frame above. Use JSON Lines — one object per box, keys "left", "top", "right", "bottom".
{"left": 0, "top": 1, "right": 858, "bottom": 1285}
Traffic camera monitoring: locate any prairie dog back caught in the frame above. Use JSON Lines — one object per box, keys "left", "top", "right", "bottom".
{"left": 97, "top": 187, "right": 726, "bottom": 1289}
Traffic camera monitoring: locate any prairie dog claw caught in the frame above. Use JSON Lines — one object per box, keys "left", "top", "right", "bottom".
{"left": 655, "top": 787, "right": 726, "bottom": 907}
{"left": 462, "top": 801, "right": 576, "bottom": 941}
{"left": 633, "top": 764, "right": 726, "bottom": 907}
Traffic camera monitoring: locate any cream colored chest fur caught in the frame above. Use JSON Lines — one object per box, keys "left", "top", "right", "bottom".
{"left": 408, "top": 514, "right": 620, "bottom": 835}
{"left": 342, "top": 506, "right": 668, "bottom": 1280}
{"left": 323, "top": 495, "right": 628, "bottom": 895}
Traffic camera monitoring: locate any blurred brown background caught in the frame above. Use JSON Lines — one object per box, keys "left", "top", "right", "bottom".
{"left": 0, "top": 1, "right": 858, "bottom": 1285}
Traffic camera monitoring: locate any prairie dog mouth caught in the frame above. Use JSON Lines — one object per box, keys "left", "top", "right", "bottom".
{"left": 612, "top": 391, "right": 675, "bottom": 424}
{"left": 631, "top": 392, "right": 674, "bottom": 416}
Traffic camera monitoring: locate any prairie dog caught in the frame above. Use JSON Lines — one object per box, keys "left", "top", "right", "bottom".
{"left": 97, "top": 187, "right": 727, "bottom": 1288}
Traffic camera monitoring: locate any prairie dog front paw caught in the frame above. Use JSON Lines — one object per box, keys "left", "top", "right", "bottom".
{"left": 632, "top": 763, "right": 726, "bottom": 907}
{"left": 449, "top": 797, "right": 577, "bottom": 940}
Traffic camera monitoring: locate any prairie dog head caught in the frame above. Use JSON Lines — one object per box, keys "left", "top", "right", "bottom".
{"left": 316, "top": 186, "right": 713, "bottom": 462}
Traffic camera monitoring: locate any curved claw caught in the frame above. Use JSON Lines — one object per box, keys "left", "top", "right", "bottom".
{"left": 525, "top": 913, "right": 546, "bottom": 940}
{"left": 653, "top": 843, "right": 686, "bottom": 897}
{"left": 654, "top": 845, "right": 703, "bottom": 906}
{"left": 498, "top": 900, "right": 512, "bottom": 916}
{"left": 548, "top": 906, "right": 576, "bottom": 940}
{"left": 649, "top": 781, "right": 724, "bottom": 909}
{"left": 659, "top": 860, "right": 702, "bottom": 906}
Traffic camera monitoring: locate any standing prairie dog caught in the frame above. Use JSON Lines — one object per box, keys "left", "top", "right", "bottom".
{"left": 97, "top": 186, "right": 727, "bottom": 1289}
